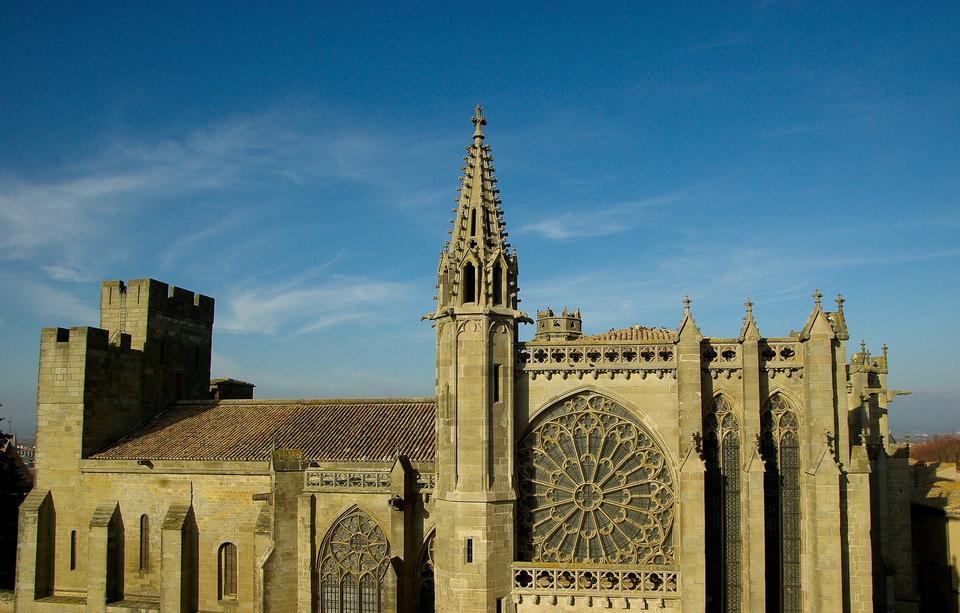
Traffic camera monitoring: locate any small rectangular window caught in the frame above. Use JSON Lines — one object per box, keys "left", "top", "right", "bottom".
{"left": 492, "top": 364, "right": 501, "bottom": 403}
{"left": 466, "top": 538, "right": 473, "bottom": 563}
{"left": 70, "top": 530, "right": 77, "bottom": 570}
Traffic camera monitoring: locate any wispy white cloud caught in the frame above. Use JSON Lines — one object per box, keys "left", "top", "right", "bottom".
{"left": 519, "top": 191, "right": 687, "bottom": 240}
{"left": 0, "top": 274, "right": 99, "bottom": 324}
{"left": 41, "top": 264, "right": 98, "bottom": 283}
{"left": 218, "top": 271, "right": 417, "bottom": 336}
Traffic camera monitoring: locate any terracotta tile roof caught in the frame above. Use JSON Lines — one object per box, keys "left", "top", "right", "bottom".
{"left": 579, "top": 325, "right": 674, "bottom": 342}
{"left": 92, "top": 398, "right": 435, "bottom": 463}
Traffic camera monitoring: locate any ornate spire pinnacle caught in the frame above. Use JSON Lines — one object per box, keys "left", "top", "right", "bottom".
{"left": 860, "top": 339, "right": 867, "bottom": 355}
{"left": 745, "top": 297, "right": 753, "bottom": 316}
{"left": 471, "top": 104, "right": 486, "bottom": 140}
{"left": 682, "top": 295, "right": 692, "bottom": 315}
{"left": 882, "top": 343, "right": 888, "bottom": 358}
{"left": 433, "top": 107, "right": 519, "bottom": 312}
{"left": 835, "top": 293, "right": 845, "bottom": 312}
{"left": 813, "top": 288, "right": 822, "bottom": 308}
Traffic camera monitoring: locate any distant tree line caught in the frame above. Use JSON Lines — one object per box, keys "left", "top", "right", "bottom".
{"left": 911, "top": 434, "right": 960, "bottom": 464}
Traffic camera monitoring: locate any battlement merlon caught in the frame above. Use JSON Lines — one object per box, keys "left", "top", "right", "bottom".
{"left": 41, "top": 326, "right": 134, "bottom": 352}
{"left": 100, "top": 279, "right": 215, "bottom": 323}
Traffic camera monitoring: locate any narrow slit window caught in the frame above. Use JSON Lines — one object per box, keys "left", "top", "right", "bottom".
{"left": 470, "top": 209, "right": 477, "bottom": 236}
{"left": 139, "top": 515, "right": 149, "bottom": 571}
{"left": 466, "top": 538, "right": 473, "bottom": 563}
{"left": 70, "top": 530, "right": 77, "bottom": 570}
{"left": 492, "top": 364, "right": 501, "bottom": 403}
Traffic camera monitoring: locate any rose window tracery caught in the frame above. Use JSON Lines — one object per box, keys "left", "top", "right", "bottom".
{"left": 517, "top": 392, "right": 676, "bottom": 566}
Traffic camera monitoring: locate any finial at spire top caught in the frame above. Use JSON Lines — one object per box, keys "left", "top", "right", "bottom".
{"left": 860, "top": 339, "right": 867, "bottom": 355}
{"left": 882, "top": 343, "right": 889, "bottom": 357}
{"left": 813, "top": 288, "right": 822, "bottom": 307}
{"left": 835, "top": 293, "right": 845, "bottom": 311}
{"left": 682, "top": 295, "right": 692, "bottom": 314}
{"left": 744, "top": 297, "right": 753, "bottom": 315}
{"left": 471, "top": 104, "right": 486, "bottom": 139}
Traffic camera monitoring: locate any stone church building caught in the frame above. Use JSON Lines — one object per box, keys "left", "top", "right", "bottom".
{"left": 16, "top": 109, "right": 917, "bottom": 612}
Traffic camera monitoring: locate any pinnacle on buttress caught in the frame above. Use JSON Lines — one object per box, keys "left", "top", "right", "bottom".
{"left": 739, "top": 297, "right": 761, "bottom": 341}
{"left": 835, "top": 293, "right": 845, "bottom": 312}
{"left": 813, "top": 288, "right": 823, "bottom": 308}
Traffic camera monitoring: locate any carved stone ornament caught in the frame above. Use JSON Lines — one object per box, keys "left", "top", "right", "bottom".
{"left": 517, "top": 392, "right": 675, "bottom": 566}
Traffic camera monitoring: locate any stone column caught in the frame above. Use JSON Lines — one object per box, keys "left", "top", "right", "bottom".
{"left": 87, "top": 502, "right": 120, "bottom": 613}
{"left": 745, "top": 448, "right": 767, "bottom": 611}
{"left": 675, "top": 306, "right": 705, "bottom": 609}
{"left": 160, "top": 503, "right": 193, "bottom": 613}
{"left": 297, "top": 493, "right": 315, "bottom": 613}
{"left": 14, "top": 489, "right": 53, "bottom": 609}
{"left": 844, "top": 447, "right": 874, "bottom": 613}
{"left": 804, "top": 446, "right": 843, "bottom": 612}
{"left": 740, "top": 332, "right": 765, "bottom": 610}
{"left": 679, "top": 448, "right": 706, "bottom": 608}
{"left": 801, "top": 310, "right": 843, "bottom": 612}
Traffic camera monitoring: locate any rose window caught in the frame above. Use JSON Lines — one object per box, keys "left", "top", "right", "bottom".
{"left": 517, "top": 393, "right": 675, "bottom": 566}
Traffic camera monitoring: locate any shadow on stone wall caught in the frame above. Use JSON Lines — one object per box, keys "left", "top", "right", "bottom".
{"left": 912, "top": 461, "right": 960, "bottom": 613}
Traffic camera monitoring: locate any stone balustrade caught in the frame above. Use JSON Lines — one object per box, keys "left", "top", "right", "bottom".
{"left": 511, "top": 562, "right": 680, "bottom": 603}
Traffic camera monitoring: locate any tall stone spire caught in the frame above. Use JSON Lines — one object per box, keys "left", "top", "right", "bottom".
{"left": 430, "top": 107, "right": 524, "bottom": 613}
{"left": 435, "top": 105, "right": 518, "bottom": 312}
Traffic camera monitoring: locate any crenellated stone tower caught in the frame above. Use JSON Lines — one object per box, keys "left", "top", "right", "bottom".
{"left": 428, "top": 106, "right": 526, "bottom": 613}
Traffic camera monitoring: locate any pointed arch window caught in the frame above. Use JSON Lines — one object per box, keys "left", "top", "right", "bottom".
{"left": 319, "top": 507, "right": 390, "bottom": 613}
{"left": 462, "top": 262, "right": 476, "bottom": 304}
{"left": 517, "top": 392, "right": 676, "bottom": 566}
{"left": 218, "top": 542, "right": 237, "bottom": 600}
{"left": 760, "top": 394, "right": 802, "bottom": 613}
{"left": 704, "top": 396, "right": 741, "bottom": 613}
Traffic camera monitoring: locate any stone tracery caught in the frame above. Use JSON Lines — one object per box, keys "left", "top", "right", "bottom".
{"left": 319, "top": 507, "right": 390, "bottom": 613}
{"left": 517, "top": 392, "right": 676, "bottom": 566}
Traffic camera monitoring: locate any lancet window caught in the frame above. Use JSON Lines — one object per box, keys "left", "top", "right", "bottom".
{"left": 218, "top": 542, "right": 237, "bottom": 600}
{"left": 517, "top": 392, "right": 676, "bottom": 566}
{"left": 703, "top": 396, "right": 741, "bottom": 613}
{"left": 760, "top": 394, "right": 802, "bottom": 613}
{"left": 319, "top": 507, "right": 390, "bottom": 613}
{"left": 462, "top": 262, "right": 476, "bottom": 304}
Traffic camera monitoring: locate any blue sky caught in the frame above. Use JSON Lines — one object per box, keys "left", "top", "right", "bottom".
{"left": 1, "top": 2, "right": 958, "bottom": 437}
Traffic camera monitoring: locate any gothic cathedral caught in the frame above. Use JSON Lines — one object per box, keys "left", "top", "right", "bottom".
{"left": 15, "top": 109, "right": 916, "bottom": 612}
